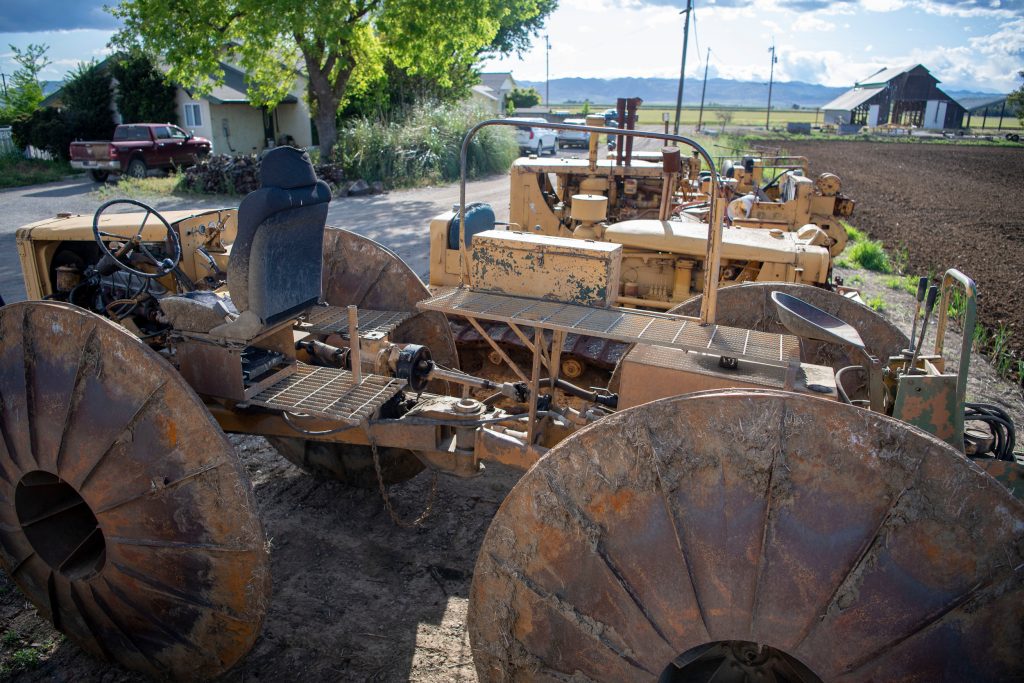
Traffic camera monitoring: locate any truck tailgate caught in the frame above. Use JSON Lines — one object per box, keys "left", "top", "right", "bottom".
{"left": 70, "top": 142, "right": 110, "bottom": 162}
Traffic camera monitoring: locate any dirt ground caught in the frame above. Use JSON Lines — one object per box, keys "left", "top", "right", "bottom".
{"left": 2, "top": 143, "right": 1024, "bottom": 681}
{"left": 758, "top": 140, "right": 1024, "bottom": 360}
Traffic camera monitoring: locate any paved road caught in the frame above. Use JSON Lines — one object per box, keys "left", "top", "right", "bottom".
{"left": 0, "top": 174, "right": 509, "bottom": 303}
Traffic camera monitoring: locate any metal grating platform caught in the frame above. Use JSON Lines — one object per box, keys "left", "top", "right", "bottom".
{"left": 248, "top": 364, "right": 406, "bottom": 423}
{"left": 421, "top": 288, "right": 800, "bottom": 367}
{"left": 300, "top": 307, "right": 413, "bottom": 338}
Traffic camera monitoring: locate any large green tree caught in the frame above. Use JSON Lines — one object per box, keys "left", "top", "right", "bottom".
{"left": 110, "top": 51, "right": 178, "bottom": 124}
{"left": 110, "top": 0, "right": 556, "bottom": 157}
{"left": 61, "top": 60, "right": 116, "bottom": 141}
{"left": 1009, "top": 69, "right": 1024, "bottom": 126}
{"left": 0, "top": 43, "right": 51, "bottom": 124}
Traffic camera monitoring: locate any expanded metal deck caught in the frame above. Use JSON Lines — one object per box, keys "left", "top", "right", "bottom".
{"left": 300, "top": 306, "right": 413, "bottom": 338}
{"left": 420, "top": 288, "right": 800, "bottom": 367}
{"left": 248, "top": 364, "right": 406, "bottom": 423}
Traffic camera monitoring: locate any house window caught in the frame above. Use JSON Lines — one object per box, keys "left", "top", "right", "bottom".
{"left": 184, "top": 103, "right": 202, "bottom": 128}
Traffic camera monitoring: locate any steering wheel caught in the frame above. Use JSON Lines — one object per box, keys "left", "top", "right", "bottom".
{"left": 92, "top": 199, "right": 182, "bottom": 279}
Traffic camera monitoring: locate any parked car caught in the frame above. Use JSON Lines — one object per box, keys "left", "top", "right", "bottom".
{"left": 602, "top": 109, "right": 619, "bottom": 150}
{"left": 70, "top": 123, "right": 212, "bottom": 182}
{"left": 557, "top": 118, "right": 590, "bottom": 149}
{"left": 510, "top": 118, "right": 557, "bottom": 156}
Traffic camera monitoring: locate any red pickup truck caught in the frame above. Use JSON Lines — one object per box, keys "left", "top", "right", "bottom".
{"left": 70, "top": 123, "right": 212, "bottom": 182}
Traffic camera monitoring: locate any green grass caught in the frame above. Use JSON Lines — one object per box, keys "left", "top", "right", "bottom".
{"left": 1, "top": 630, "right": 19, "bottom": 647}
{"left": 9, "top": 647, "right": 40, "bottom": 670}
{"left": 556, "top": 103, "right": 1023, "bottom": 132}
{"left": 96, "top": 174, "right": 184, "bottom": 200}
{"left": 883, "top": 274, "right": 920, "bottom": 295}
{"left": 845, "top": 239, "right": 891, "bottom": 273}
{"left": 865, "top": 295, "right": 886, "bottom": 312}
{"left": 843, "top": 221, "right": 866, "bottom": 244}
{"left": 0, "top": 151, "right": 76, "bottom": 188}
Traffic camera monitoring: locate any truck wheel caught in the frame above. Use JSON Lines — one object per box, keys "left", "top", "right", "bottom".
{"left": 88, "top": 170, "right": 109, "bottom": 183}
{"left": 125, "top": 158, "right": 147, "bottom": 179}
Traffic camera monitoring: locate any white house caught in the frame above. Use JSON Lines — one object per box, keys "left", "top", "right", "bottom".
{"left": 44, "top": 59, "right": 313, "bottom": 155}
{"left": 472, "top": 72, "right": 518, "bottom": 114}
{"left": 176, "top": 62, "right": 313, "bottom": 155}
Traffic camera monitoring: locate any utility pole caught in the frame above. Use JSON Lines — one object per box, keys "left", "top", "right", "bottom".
{"left": 697, "top": 47, "right": 710, "bottom": 132}
{"left": 766, "top": 43, "right": 777, "bottom": 130}
{"left": 672, "top": 0, "right": 694, "bottom": 136}
{"left": 545, "top": 34, "right": 551, "bottom": 111}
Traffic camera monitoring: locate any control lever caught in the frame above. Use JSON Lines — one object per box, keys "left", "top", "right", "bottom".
{"left": 907, "top": 285, "right": 938, "bottom": 374}
{"left": 907, "top": 276, "right": 928, "bottom": 351}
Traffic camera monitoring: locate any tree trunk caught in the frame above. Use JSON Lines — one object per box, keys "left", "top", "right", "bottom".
{"left": 314, "top": 100, "right": 339, "bottom": 160}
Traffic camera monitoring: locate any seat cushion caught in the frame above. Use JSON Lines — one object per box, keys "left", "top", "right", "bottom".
{"left": 160, "top": 291, "right": 238, "bottom": 333}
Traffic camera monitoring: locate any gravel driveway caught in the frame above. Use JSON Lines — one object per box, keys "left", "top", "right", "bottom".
{"left": 0, "top": 174, "right": 510, "bottom": 302}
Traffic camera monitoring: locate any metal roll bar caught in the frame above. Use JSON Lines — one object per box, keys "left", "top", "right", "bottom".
{"left": 456, "top": 120, "right": 726, "bottom": 324}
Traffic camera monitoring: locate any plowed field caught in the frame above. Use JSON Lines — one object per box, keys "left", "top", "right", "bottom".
{"left": 773, "top": 141, "right": 1024, "bottom": 358}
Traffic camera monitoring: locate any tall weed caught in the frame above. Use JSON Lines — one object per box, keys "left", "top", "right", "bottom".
{"left": 333, "top": 103, "right": 517, "bottom": 188}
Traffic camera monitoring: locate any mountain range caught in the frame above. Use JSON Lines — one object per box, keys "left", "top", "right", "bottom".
{"left": 518, "top": 77, "right": 1003, "bottom": 109}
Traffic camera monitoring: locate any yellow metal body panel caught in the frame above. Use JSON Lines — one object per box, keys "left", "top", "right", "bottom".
{"left": 469, "top": 230, "right": 622, "bottom": 306}
{"left": 15, "top": 209, "right": 237, "bottom": 298}
{"left": 617, "top": 344, "right": 837, "bottom": 409}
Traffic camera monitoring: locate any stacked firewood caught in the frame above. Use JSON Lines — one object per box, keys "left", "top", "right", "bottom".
{"left": 180, "top": 154, "right": 349, "bottom": 196}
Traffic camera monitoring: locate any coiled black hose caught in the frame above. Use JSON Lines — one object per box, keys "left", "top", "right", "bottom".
{"left": 964, "top": 402, "right": 1017, "bottom": 461}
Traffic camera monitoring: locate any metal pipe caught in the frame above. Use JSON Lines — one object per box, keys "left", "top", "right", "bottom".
{"left": 347, "top": 305, "right": 362, "bottom": 384}
{"left": 907, "top": 285, "right": 938, "bottom": 374}
{"left": 906, "top": 276, "right": 928, "bottom": 353}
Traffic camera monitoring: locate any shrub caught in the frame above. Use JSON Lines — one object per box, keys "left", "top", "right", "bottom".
{"left": 846, "top": 239, "right": 891, "bottom": 272}
{"left": 11, "top": 108, "right": 75, "bottom": 159}
{"left": 332, "top": 103, "right": 517, "bottom": 188}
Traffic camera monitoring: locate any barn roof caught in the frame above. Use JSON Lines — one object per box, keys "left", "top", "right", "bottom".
{"left": 821, "top": 86, "right": 884, "bottom": 112}
{"left": 856, "top": 64, "right": 923, "bottom": 87}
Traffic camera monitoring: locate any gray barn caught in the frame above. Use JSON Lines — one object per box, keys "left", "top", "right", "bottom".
{"left": 822, "top": 64, "right": 966, "bottom": 130}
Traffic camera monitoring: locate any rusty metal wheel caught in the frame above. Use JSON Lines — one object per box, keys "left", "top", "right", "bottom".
{"left": 266, "top": 437, "right": 423, "bottom": 488}
{"left": 321, "top": 226, "right": 458, "bottom": 369}
{"left": 668, "top": 283, "right": 908, "bottom": 369}
{"left": 0, "top": 302, "right": 269, "bottom": 679}
{"left": 469, "top": 390, "right": 1024, "bottom": 682}
{"left": 265, "top": 228, "right": 462, "bottom": 486}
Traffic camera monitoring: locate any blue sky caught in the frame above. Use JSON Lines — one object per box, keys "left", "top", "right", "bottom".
{"left": 1, "top": 0, "right": 1021, "bottom": 93}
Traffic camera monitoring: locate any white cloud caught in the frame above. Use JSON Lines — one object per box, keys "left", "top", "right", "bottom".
{"left": 791, "top": 15, "right": 836, "bottom": 32}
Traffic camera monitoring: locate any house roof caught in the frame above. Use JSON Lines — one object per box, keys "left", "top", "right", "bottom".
{"left": 821, "top": 86, "right": 885, "bottom": 112}
{"left": 471, "top": 84, "right": 499, "bottom": 102}
{"left": 478, "top": 72, "right": 515, "bottom": 93}
{"left": 856, "top": 64, "right": 927, "bottom": 87}
{"left": 201, "top": 63, "right": 298, "bottom": 104}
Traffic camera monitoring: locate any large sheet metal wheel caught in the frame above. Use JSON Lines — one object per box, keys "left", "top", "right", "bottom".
{"left": 469, "top": 390, "right": 1024, "bottom": 682}
{"left": 669, "top": 283, "right": 909, "bottom": 370}
{"left": 268, "top": 227, "right": 459, "bottom": 485}
{"left": 0, "top": 302, "right": 269, "bottom": 679}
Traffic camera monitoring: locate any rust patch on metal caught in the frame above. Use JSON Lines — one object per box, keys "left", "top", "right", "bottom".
{"left": 0, "top": 302, "right": 270, "bottom": 679}
{"left": 468, "top": 390, "right": 1024, "bottom": 681}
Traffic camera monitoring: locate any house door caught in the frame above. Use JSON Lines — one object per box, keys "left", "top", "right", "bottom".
{"left": 934, "top": 101, "right": 947, "bottom": 128}
{"left": 868, "top": 105, "right": 880, "bottom": 127}
{"left": 262, "top": 108, "right": 275, "bottom": 148}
